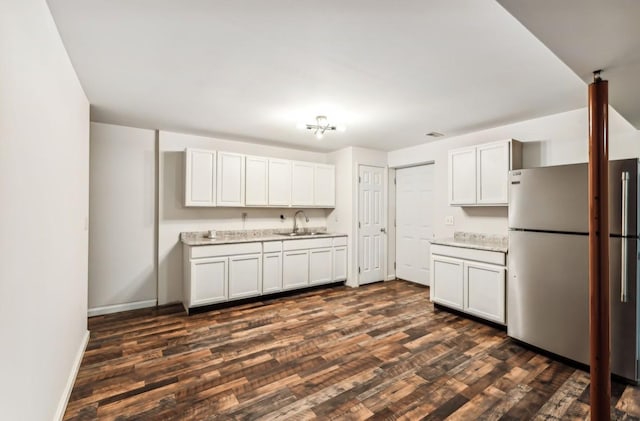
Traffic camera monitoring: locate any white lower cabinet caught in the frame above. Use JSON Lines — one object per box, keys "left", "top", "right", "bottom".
{"left": 430, "top": 245, "right": 506, "bottom": 324}
{"left": 464, "top": 262, "right": 505, "bottom": 324}
{"left": 283, "top": 250, "right": 310, "bottom": 290}
{"left": 190, "top": 257, "right": 228, "bottom": 307}
{"left": 183, "top": 235, "right": 347, "bottom": 312}
{"left": 333, "top": 246, "right": 347, "bottom": 281}
{"left": 309, "top": 248, "right": 333, "bottom": 285}
{"left": 228, "top": 253, "right": 262, "bottom": 300}
{"left": 431, "top": 256, "right": 464, "bottom": 310}
{"left": 263, "top": 252, "right": 283, "bottom": 294}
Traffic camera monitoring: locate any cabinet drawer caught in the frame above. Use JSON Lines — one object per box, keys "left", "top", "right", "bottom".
{"left": 430, "top": 244, "right": 505, "bottom": 266}
{"left": 283, "top": 238, "right": 333, "bottom": 251}
{"left": 263, "top": 240, "right": 282, "bottom": 253}
{"left": 190, "top": 242, "right": 262, "bottom": 259}
{"left": 332, "top": 236, "right": 347, "bottom": 247}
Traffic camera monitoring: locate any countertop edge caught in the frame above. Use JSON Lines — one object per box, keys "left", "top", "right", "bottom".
{"left": 182, "top": 233, "right": 348, "bottom": 246}
{"left": 430, "top": 239, "right": 508, "bottom": 253}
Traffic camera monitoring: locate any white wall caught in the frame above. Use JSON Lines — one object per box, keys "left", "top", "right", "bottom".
{"left": 327, "top": 148, "right": 354, "bottom": 283}
{"left": 158, "top": 130, "right": 330, "bottom": 304}
{"left": 89, "top": 123, "right": 157, "bottom": 315}
{"left": 0, "top": 1, "right": 90, "bottom": 419}
{"left": 388, "top": 107, "right": 640, "bottom": 239}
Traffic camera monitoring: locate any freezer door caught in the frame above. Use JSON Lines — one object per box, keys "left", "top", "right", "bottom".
{"left": 507, "top": 230, "right": 589, "bottom": 364}
{"left": 608, "top": 159, "right": 638, "bottom": 237}
{"left": 509, "top": 164, "right": 588, "bottom": 233}
{"left": 610, "top": 237, "right": 639, "bottom": 381}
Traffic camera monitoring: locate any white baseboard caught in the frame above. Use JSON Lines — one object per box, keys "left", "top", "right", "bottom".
{"left": 55, "top": 330, "right": 89, "bottom": 421}
{"left": 386, "top": 275, "right": 396, "bottom": 281}
{"left": 88, "top": 299, "right": 157, "bottom": 317}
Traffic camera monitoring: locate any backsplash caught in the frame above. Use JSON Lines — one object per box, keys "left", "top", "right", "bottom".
{"left": 453, "top": 231, "right": 508, "bottom": 247}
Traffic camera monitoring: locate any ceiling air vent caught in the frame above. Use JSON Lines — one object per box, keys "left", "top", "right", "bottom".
{"left": 425, "top": 131, "right": 444, "bottom": 138}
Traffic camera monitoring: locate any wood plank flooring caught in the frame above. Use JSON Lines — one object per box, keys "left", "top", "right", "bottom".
{"left": 64, "top": 280, "right": 640, "bottom": 420}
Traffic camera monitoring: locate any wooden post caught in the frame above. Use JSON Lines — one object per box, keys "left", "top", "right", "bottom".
{"left": 588, "top": 71, "right": 611, "bottom": 421}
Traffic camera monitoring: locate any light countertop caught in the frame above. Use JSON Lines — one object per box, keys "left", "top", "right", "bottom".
{"left": 181, "top": 228, "right": 347, "bottom": 246}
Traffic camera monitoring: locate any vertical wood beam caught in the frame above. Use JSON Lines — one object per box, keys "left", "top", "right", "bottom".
{"left": 588, "top": 73, "right": 611, "bottom": 421}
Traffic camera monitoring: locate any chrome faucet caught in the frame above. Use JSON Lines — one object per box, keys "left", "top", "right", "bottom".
{"left": 293, "top": 210, "right": 309, "bottom": 234}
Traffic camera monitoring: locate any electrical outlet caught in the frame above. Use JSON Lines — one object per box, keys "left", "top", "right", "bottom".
{"left": 445, "top": 215, "right": 454, "bottom": 225}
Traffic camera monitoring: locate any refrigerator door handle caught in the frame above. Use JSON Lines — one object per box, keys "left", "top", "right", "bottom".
{"left": 621, "top": 171, "right": 629, "bottom": 303}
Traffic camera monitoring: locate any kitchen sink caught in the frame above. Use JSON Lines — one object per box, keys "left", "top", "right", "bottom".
{"left": 276, "top": 232, "right": 330, "bottom": 237}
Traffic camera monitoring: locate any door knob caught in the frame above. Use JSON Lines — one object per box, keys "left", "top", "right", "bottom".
{"left": 380, "top": 228, "right": 387, "bottom": 233}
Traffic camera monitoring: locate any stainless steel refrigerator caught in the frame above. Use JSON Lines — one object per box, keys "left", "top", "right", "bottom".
{"left": 508, "top": 158, "right": 639, "bottom": 383}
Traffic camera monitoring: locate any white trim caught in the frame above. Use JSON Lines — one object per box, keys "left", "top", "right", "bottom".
{"left": 386, "top": 275, "right": 396, "bottom": 281}
{"left": 55, "top": 330, "right": 89, "bottom": 421}
{"left": 88, "top": 299, "right": 157, "bottom": 317}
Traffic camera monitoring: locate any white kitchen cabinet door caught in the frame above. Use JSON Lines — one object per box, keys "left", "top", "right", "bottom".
{"left": 291, "top": 161, "right": 315, "bottom": 206}
{"left": 476, "top": 142, "right": 510, "bottom": 205}
{"left": 314, "top": 164, "right": 335, "bottom": 207}
{"left": 216, "top": 151, "right": 245, "bottom": 206}
{"left": 262, "top": 251, "right": 282, "bottom": 293}
{"left": 245, "top": 156, "right": 269, "bottom": 206}
{"left": 185, "top": 148, "right": 216, "bottom": 207}
{"left": 430, "top": 255, "right": 464, "bottom": 310}
{"left": 448, "top": 147, "right": 476, "bottom": 205}
{"left": 191, "top": 257, "right": 227, "bottom": 306}
{"left": 283, "top": 250, "right": 309, "bottom": 290}
{"left": 228, "top": 253, "right": 262, "bottom": 300}
{"left": 268, "top": 159, "right": 291, "bottom": 206}
{"left": 309, "top": 248, "right": 333, "bottom": 285}
{"left": 333, "top": 246, "right": 347, "bottom": 281}
{"left": 464, "top": 261, "right": 506, "bottom": 324}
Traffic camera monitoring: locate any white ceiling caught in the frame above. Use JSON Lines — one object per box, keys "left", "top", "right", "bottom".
{"left": 498, "top": 0, "right": 640, "bottom": 129}
{"left": 47, "top": 0, "right": 588, "bottom": 152}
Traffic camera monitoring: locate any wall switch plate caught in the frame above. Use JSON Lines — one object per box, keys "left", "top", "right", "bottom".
{"left": 445, "top": 215, "right": 454, "bottom": 225}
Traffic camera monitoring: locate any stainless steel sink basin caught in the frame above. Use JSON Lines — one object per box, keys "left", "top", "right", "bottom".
{"left": 276, "top": 232, "right": 330, "bottom": 237}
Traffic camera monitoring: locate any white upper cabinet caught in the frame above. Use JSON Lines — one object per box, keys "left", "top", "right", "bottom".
{"left": 268, "top": 159, "right": 291, "bottom": 206}
{"left": 314, "top": 164, "right": 336, "bottom": 207}
{"left": 476, "top": 142, "right": 509, "bottom": 205}
{"left": 291, "top": 161, "right": 315, "bottom": 206}
{"left": 448, "top": 147, "right": 476, "bottom": 206}
{"left": 216, "top": 152, "right": 245, "bottom": 206}
{"left": 185, "top": 149, "right": 336, "bottom": 208}
{"left": 245, "top": 155, "right": 269, "bottom": 206}
{"left": 448, "top": 139, "right": 521, "bottom": 206}
{"left": 185, "top": 148, "right": 216, "bottom": 207}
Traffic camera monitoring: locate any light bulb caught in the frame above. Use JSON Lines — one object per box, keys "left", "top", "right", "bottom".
{"left": 315, "top": 132, "right": 323, "bottom": 140}
{"left": 336, "top": 125, "right": 346, "bottom": 132}
{"left": 296, "top": 122, "right": 307, "bottom": 130}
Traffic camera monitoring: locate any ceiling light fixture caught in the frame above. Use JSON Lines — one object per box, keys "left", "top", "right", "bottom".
{"left": 298, "top": 115, "right": 345, "bottom": 140}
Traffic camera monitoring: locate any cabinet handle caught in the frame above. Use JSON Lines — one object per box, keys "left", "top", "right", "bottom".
{"left": 380, "top": 228, "right": 387, "bottom": 233}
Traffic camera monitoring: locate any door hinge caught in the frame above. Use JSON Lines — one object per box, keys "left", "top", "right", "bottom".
{"left": 394, "top": 177, "right": 396, "bottom": 185}
{"left": 358, "top": 176, "right": 362, "bottom": 183}
{"left": 358, "top": 221, "right": 361, "bottom": 229}
{"left": 358, "top": 266, "right": 361, "bottom": 274}
{"left": 394, "top": 262, "right": 396, "bottom": 269}
{"left": 394, "top": 218, "right": 396, "bottom": 227}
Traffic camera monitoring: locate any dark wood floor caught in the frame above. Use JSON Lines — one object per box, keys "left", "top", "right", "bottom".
{"left": 64, "top": 280, "right": 640, "bottom": 420}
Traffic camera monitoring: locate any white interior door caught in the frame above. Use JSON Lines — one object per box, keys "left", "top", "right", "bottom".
{"left": 396, "top": 164, "right": 434, "bottom": 285}
{"left": 358, "top": 165, "right": 385, "bottom": 285}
